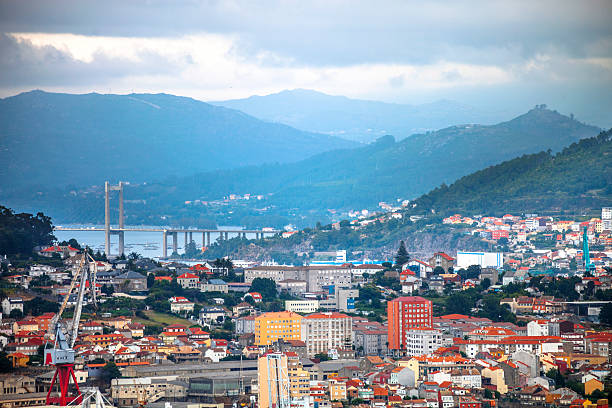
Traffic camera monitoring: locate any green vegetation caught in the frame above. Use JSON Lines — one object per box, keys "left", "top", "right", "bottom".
{"left": 24, "top": 297, "right": 59, "bottom": 315}
{"left": 600, "top": 303, "right": 612, "bottom": 326}
{"left": 394, "top": 241, "right": 409, "bottom": 269}
{"left": 249, "top": 278, "right": 278, "bottom": 301}
{"left": 412, "top": 129, "right": 612, "bottom": 215}
{"left": 0, "top": 206, "right": 55, "bottom": 255}
{"left": 205, "top": 129, "right": 611, "bottom": 257}
{"left": 131, "top": 311, "right": 193, "bottom": 328}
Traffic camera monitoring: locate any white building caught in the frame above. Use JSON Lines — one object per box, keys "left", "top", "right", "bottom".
{"left": 2, "top": 297, "right": 23, "bottom": 316}
{"left": 169, "top": 296, "right": 195, "bottom": 314}
{"left": 301, "top": 312, "right": 352, "bottom": 356}
{"left": 403, "top": 328, "right": 442, "bottom": 357}
{"left": 28, "top": 264, "right": 57, "bottom": 277}
{"left": 285, "top": 300, "right": 319, "bottom": 314}
{"left": 403, "top": 260, "right": 433, "bottom": 279}
{"left": 456, "top": 251, "right": 504, "bottom": 269}
{"left": 527, "top": 320, "right": 549, "bottom": 336}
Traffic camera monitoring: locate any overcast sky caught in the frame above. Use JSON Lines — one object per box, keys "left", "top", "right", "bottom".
{"left": 1, "top": 0, "right": 611, "bottom": 125}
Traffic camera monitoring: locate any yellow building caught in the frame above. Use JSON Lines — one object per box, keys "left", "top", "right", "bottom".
{"left": 255, "top": 311, "right": 303, "bottom": 345}
{"left": 258, "top": 352, "right": 310, "bottom": 408}
{"left": 482, "top": 366, "right": 508, "bottom": 394}
{"left": 397, "top": 357, "right": 419, "bottom": 377}
{"left": 329, "top": 379, "right": 347, "bottom": 401}
{"left": 287, "top": 353, "right": 310, "bottom": 399}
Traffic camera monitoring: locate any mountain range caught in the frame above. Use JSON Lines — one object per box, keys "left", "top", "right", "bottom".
{"left": 0, "top": 90, "right": 355, "bottom": 191}
{"left": 202, "top": 129, "right": 612, "bottom": 260}
{"left": 128, "top": 105, "right": 600, "bottom": 213}
{"left": 212, "top": 89, "right": 511, "bottom": 143}
{"left": 0, "top": 90, "right": 602, "bottom": 230}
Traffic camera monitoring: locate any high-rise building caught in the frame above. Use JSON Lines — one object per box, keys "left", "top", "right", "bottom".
{"left": 301, "top": 312, "right": 353, "bottom": 356}
{"left": 257, "top": 352, "right": 310, "bottom": 408}
{"left": 255, "top": 311, "right": 303, "bottom": 346}
{"left": 603, "top": 207, "right": 612, "bottom": 231}
{"left": 387, "top": 296, "right": 433, "bottom": 351}
{"left": 258, "top": 353, "right": 290, "bottom": 408}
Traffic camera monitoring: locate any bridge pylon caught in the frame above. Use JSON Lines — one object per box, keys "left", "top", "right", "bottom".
{"left": 104, "top": 181, "right": 125, "bottom": 257}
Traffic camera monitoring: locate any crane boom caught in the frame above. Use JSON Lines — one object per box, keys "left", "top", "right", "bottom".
{"left": 45, "top": 248, "right": 99, "bottom": 406}
{"left": 70, "top": 256, "right": 89, "bottom": 347}
{"left": 47, "top": 252, "right": 87, "bottom": 339}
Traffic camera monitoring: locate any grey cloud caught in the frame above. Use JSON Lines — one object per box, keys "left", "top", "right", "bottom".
{"left": 0, "top": 0, "right": 611, "bottom": 67}
{"left": 0, "top": 34, "right": 186, "bottom": 87}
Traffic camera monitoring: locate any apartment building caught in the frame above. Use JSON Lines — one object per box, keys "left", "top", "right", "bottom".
{"left": 301, "top": 312, "right": 353, "bottom": 356}
{"left": 255, "top": 311, "right": 303, "bottom": 346}
{"left": 387, "top": 296, "right": 433, "bottom": 350}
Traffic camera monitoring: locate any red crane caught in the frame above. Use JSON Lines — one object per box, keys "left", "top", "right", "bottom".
{"left": 44, "top": 251, "right": 99, "bottom": 405}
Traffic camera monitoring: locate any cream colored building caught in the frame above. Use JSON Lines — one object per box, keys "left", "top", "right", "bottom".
{"left": 301, "top": 312, "right": 352, "bottom": 356}
{"left": 111, "top": 377, "right": 188, "bottom": 407}
{"left": 258, "top": 352, "right": 309, "bottom": 408}
{"left": 285, "top": 300, "right": 319, "bottom": 314}
{"left": 481, "top": 366, "right": 508, "bottom": 394}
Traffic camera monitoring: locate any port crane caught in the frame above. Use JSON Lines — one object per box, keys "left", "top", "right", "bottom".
{"left": 582, "top": 226, "right": 596, "bottom": 273}
{"left": 45, "top": 250, "right": 99, "bottom": 406}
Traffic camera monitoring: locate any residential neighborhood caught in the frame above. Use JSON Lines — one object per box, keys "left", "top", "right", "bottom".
{"left": 0, "top": 206, "right": 609, "bottom": 408}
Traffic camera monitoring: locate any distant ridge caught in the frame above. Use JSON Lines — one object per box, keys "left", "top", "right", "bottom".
{"left": 211, "top": 88, "right": 510, "bottom": 143}
{"left": 129, "top": 106, "right": 600, "bottom": 212}
{"left": 202, "top": 128, "right": 612, "bottom": 258}
{"left": 1, "top": 104, "right": 601, "bottom": 229}
{"left": 0, "top": 90, "right": 356, "bottom": 190}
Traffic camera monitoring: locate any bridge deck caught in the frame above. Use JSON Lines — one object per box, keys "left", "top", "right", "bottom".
{"left": 54, "top": 227, "right": 280, "bottom": 233}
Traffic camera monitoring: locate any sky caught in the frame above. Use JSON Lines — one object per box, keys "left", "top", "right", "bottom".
{"left": 1, "top": 0, "right": 611, "bottom": 126}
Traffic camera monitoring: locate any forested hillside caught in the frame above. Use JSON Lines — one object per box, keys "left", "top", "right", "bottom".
{"left": 0, "top": 90, "right": 355, "bottom": 190}
{"left": 412, "top": 128, "right": 612, "bottom": 214}
{"left": 202, "top": 129, "right": 612, "bottom": 260}
{"left": 2, "top": 105, "right": 600, "bottom": 227}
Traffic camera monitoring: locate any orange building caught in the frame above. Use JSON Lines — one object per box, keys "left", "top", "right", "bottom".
{"left": 387, "top": 296, "right": 432, "bottom": 350}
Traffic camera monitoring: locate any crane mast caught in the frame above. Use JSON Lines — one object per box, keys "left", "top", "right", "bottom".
{"left": 45, "top": 249, "right": 99, "bottom": 406}
{"left": 582, "top": 226, "right": 595, "bottom": 273}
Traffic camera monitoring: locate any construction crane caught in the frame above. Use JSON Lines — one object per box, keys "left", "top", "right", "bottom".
{"left": 45, "top": 250, "right": 99, "bottom": 406}
{"left": 582, "top": 226, "right": 596, "bottom": 273}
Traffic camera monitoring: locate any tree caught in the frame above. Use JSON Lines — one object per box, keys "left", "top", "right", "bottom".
{"left": 600, "top": 303, "right": 612, "bottom": 326}
{"left": 128, "top": 252, "right": 140, "bottom": 261}
{"left": 249, "top": 278, "right": 277, "bottom": 300}
{"left": 9, "top": 309, "right": 23, "bottom": 319}
{"left": 480, "top": 278, "right": 491, "bottom": 291}
{"left": 101, "top": 284, "right": 114, "bottom": 296}
{"left": 433, "top": 266, "right": 445, "bottom": 275}
{"left": 394, "top": 241, "right": 409, "bottom": 269}
{"left": 147, "top": 273, "right": 155, "bottom": 289}
{"left": 314, "top": 353, "right": 330, "bottom": 361}
{"left": 24, "top": 297, "right": 59, "bottom": 315}
{"left": 0, "top": 352, "right": 12, "bottom": 373}
{"left": 0, "top": 206, "right": 55, "bottom": 255}
{"left": 546, "top": 369, "right": 565, "bottom": 387}
{"left": 445, "top": 293, "right": 474, "bottom": 315}
{"left": 184, "top": 241, "right": 198, "bottom": 258}
{"left": 101, "top": 361, "right": 121, "bottom": 382}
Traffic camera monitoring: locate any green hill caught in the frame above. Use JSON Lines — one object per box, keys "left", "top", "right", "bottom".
{"left": 412, "top": 128, "right": 612, "bottom": 215}
{"left": 2, "top": 105, "right": 601, "bottom": 228}
{"left": 0, "top": 90, "right": 355, "bottom": 190}
{"left": 132, "top": 105, "right": 600, "bottom": 212}
{"left": 203, "top": 129, "right": 612, "bottom": 259}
